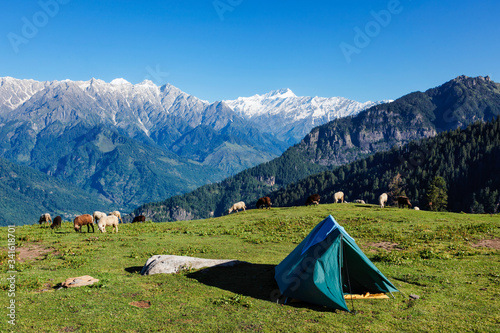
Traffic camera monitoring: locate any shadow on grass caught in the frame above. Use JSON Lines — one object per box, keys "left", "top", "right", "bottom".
{"left": 125, "top": 266, "right": 143, "bottom": 274}
{"left": 354, "top": 204, "right": 373, "bottom": 209}
{"left": 186, "top": 262, "right": 334, "bottom": 312}
{"left": 187, "top": 263, "right": 278, "bottom": 302}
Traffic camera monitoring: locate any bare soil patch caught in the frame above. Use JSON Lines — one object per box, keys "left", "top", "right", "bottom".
{"left": 129, "top": 300, "right": 151, "bottom": 308}
{"left": 17, "top": 243, "right": 54, "bottom": 262}
{"left": 364, "top": 242, "right": 401, "bottom": 252}
{"left": 471, "top": 238, "right": 500, "bottom": 250}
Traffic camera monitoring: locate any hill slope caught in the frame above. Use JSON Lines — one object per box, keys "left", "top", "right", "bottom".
{"left": 271, "top": 117, "right": 500, "bottom": 214}
{"left": 297, "top": 75, "right": 500, "bottom": 167}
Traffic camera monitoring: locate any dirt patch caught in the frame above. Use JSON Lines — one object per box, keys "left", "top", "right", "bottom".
{"left": 365, "top": 242, "right": 401, "bottom": 252}
{"left": 129, "top": 300, "right": 151, "bottom": 308}
{"left": 17, "top": 243, "right": 54, "bottom": 262}
{"left": 471, "top": 238, "right": 500, "bottom": 250}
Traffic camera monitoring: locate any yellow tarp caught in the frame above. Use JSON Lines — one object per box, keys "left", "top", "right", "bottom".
{"left": 344, "top": 292, "right": 389, "bottom": 299}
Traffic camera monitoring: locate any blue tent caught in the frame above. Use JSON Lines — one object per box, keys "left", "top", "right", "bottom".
{"left": 274, "top": 215, "right": 399, "bottom": 311}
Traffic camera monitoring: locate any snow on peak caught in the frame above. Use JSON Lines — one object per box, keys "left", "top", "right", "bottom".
{"left": 110, "top": 78, "right": 131, "bottom": 86}
{"left": 138, "top": 79, "right": 157, "bottom": 87}
{"left": 264, "top": 88, "right": 296, "bottom": 99}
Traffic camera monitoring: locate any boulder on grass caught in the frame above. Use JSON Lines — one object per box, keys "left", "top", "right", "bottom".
{"left": 140, "top": 255, "right": 245, "bottom": 275}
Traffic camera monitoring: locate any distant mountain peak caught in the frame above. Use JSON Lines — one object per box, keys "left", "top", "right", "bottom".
{"left": 264, "top": 88, "right": 296, "bottom": 98}
{"left": 110, "top": 78, "right": 131, "bottom": 86}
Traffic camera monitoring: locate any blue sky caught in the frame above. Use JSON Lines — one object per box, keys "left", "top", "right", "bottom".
{"left": 1, "top": 0, "right": 499, "bottom": 102}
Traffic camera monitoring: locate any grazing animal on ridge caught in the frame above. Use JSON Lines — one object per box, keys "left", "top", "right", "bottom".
{"left": 354, "top": 199, "right": 366, "bottom": 204}
{"left": 379, "top": 193, "right": 388, "bottom": 208}
{"left": 108, "top": 211, "right": 123, "bottom": 223}
{"left": 132, "top": 215, "right": 146, "bottom": 223}
{"left": 397, "top": 196, "right": 412, "bottom": 209}
{"left": 334, "top": 191, "right": 345, "bottom": 203}
{"left": 92, "top": 211, "right": 107, "bottom": 223}
{"left": 305, "top": 194, "right": 320, "bottom": 206}
{"left": 256, "top": 196, "right": 272, "bottom": 209}
{"left": 50, "top": 216, "right": 62, "bottom": 229}
{"left": 228, "top": 201, "right": 246, "bottom": 214}
{"left": 74, "top": 214, "right": 94, "bottom": 233}
{"left": 97, "top": 215, "right": 119, "bottom": 233}
{"left": 38, "top": 213, "right": 52, "bottom": 226}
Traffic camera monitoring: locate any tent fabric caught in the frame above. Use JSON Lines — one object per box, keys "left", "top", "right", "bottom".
{"left": 274, "top": 215, "right": 398, "bottom": 311}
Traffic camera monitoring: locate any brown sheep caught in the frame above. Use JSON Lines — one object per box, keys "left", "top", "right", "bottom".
{"left": 305, "top": 194, "right": 320, "bottom": 206}
{"left": 50, "top": 216, "right": 62, "bottom": 229}
{"left": 256, "top": 196, "right": 272, "bottom": 209}
{"left": 132, "top": 215, "right": 146, "bottom": 223}
{"left": 397, "top": 196, "right": 412, "bottom": 209}
{"left": 74, "top": 214, "right": 94, "bottom": 233}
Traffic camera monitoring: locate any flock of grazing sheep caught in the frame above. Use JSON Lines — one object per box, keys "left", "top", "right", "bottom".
{"left": 37, "top": 211, "right": 146, "bottom": 233}
{"left": 37, "top": 192, "right": 416, "bottom": 230}
{"left": 227, "top": 191, "right": 417, "bottom": 214}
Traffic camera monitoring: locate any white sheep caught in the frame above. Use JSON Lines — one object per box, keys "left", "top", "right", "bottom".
{"left": 414, "top": 207, "right": 420, "bottom": 211}
{"left": 93, "top": 211, "right": 107, "bottom": 223}
{"left": 108, "top": 211, "right": 123, "bottom": 223}
{"left": 354, "top": 199, "right": 366, "bottom": 204}
{"left": 228, "top": 201, "right": 246, "bottom": 214}
{"left": 97, "top": 215, "right": 119, "bottom": 233}
{"left": 334, "top": 191, "right": 345, "bottom": 203}
{"left": 379, "top": 193, "right": 388, "bottom": 208}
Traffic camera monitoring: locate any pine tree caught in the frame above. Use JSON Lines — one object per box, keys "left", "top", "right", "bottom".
{"left": 388, "top": 173, "right": 406, "bottom": 199}
{"left": 426, "top": 176, "right": 448, "bottom": 211}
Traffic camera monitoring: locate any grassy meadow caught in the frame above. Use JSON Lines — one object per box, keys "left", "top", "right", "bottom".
{"left": 1, "top": 204, "right": 499, "bottom": 332}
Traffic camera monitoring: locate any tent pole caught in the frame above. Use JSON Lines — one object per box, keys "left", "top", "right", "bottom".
{"left": 342, "top": 235, "right": 356, "bottom": 313}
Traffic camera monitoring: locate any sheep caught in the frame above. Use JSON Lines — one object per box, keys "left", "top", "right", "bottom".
{"left": 97, "top": 215, "right": 119, "bottom": 233}
{"left": 132, "top": 215, "right": 146, "bottom": 223}
{"left": 256, "top": 196, "right": 272, "bottom": 209}
{"left": 38, "top": 213, "right": 52, "bottom": 226}
{"left": 379, "top": 193, "right": 388, "bottom": 208}
{"left": 334, "top": 191, "right": 345, "bottom": 203}
{"left": 228, "top": 201, "right": 246, "bottom": 214}
{"left": 397, "top": 196, "right": 412, "bottom": 209}
{"left": 74, "top": 214, "right": 94, "bottom": 233}
{"left": 414, "top": 207, "right": 420, "bottom": 211}
{"left": 50, "top": 216, "right": 62, "bottom": 229}
{"left": 108, "top": 211, "right": 123, "bottom": 223}
{"left": 354, "top": 199, "right": 366, "bottom": 204}
{"left": 92, "top": 211, "right": 107, "bottom": 223}
{"left": 305, "top": 194, "right": 320, "bottom": 206}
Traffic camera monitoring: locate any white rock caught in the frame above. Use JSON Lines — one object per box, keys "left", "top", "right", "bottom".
{"left": 140, "top": 255, "right": 245, "bottom": 275}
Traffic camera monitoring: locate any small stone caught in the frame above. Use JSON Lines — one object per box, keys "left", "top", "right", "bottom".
{"left": 409, "top": 294, "right": 420, "bottom": 300}
{"left": 61, "top": 275, "right": 99, "bottom": 288}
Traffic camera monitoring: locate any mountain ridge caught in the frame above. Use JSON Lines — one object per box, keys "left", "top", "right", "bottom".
{"left": 133, "top": 75, "right": 500, "bottom": 221}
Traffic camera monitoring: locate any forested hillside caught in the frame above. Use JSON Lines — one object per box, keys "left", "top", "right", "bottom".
{"left": 0, "top": 157, "right": 114, "bottom": 226}
{"left": 271, "top": 117, "right": 500, "bottom": 214}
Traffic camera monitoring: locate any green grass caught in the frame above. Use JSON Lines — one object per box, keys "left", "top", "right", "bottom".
{"left": 1, "top": 204, "right": 499, "bottom": 332}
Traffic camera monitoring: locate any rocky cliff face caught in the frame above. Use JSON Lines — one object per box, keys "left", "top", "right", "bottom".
{"left": 295, "top": 75, "right": 500, "bottom": 167}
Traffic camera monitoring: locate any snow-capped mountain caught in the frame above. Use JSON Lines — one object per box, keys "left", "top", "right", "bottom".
{"left": 225, "top": 88, "right": 390, "bottom": 144}
{"left": 0, "top": 77, "right": 286, "bottom": 211}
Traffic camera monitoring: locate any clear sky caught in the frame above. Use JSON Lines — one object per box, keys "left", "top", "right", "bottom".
{"left": 1, "top": 0, "right": 499, "bottom": 103}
